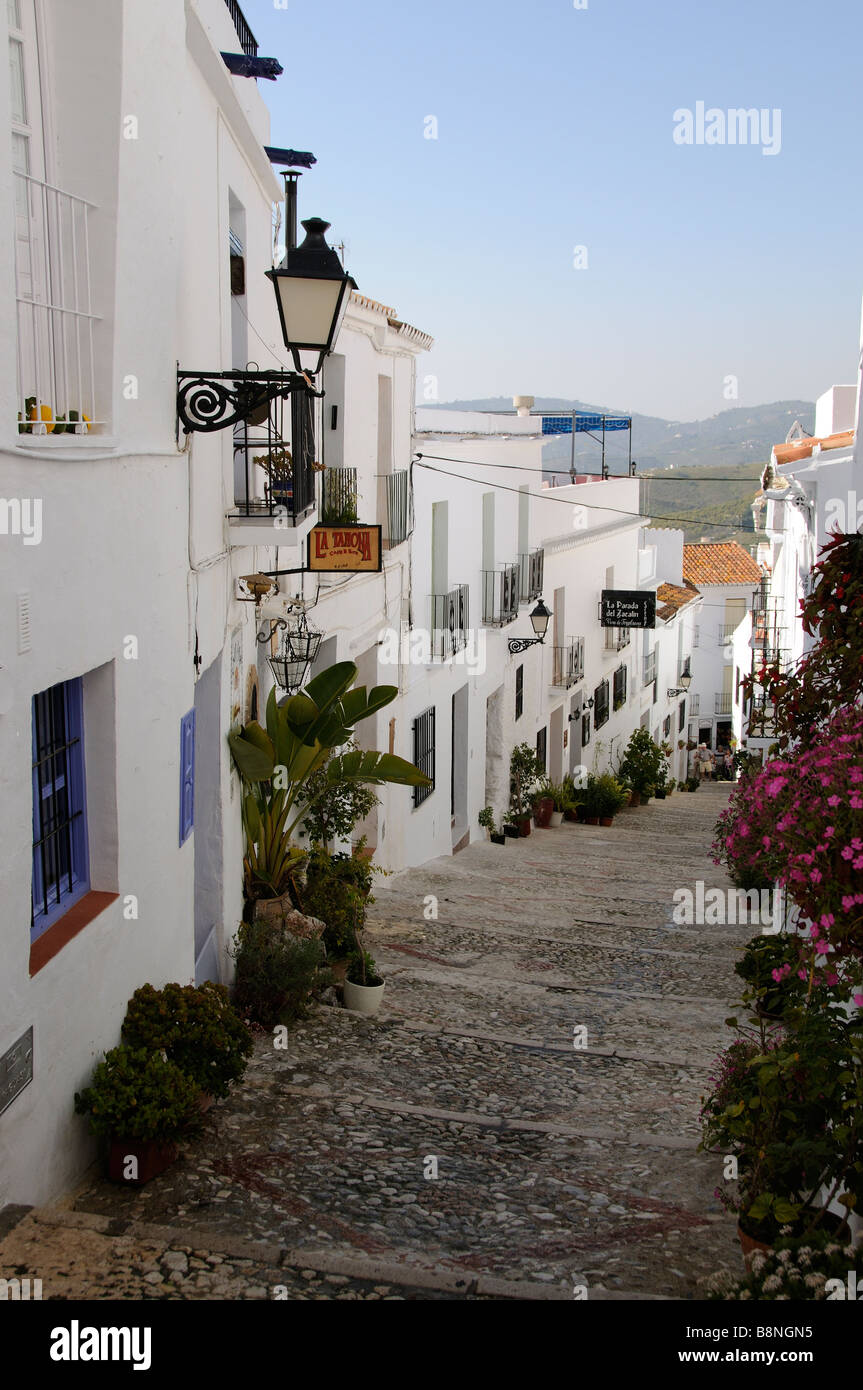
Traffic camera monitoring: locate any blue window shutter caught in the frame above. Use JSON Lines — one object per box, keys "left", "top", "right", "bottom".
{"left": 179, "top": 709, "right": 195, "bottom": 845}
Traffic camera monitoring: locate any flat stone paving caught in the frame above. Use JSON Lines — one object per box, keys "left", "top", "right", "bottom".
{"left": 1, "top": 784, "right": 752, "bottom": 1300}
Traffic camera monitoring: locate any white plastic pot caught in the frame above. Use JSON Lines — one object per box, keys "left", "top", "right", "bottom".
{"left": 344, "top": 978, "right": 386, "bottom": 1016}
{"left": 549, "top": 811, "right": 564, "bottom": 827}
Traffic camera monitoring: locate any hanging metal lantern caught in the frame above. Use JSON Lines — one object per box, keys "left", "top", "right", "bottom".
{"left": 267, "top": 608, "right": 323, "bottom": 694}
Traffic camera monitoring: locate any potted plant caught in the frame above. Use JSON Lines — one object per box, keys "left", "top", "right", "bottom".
{"left": 490, "top": 815, "right": 507, "bottom": 846}
{"left": 509, "top": 742, "right": 541, "bottom": 836}
{"left": 121, "top": 982, "right": 253, "bottom": 1106}
{"left": 706, "top": 1228, "right": 863, "bottom": 1300}
{"left": 503, "top": 813, "right": 520, "bottom": 839}
{"left": 591, "top": 772, "right": 628, "bottom": 826}
{"left": 561, "top": 774, "right": 581, "bottom": 821}
{"left": 478, "top": 806, "right": 495, "bottom": 840}
{"left": 231, "top": 920, "right": 331, "bottom": 1026}
{"left": 617, "top": 728, "right": 665, "bottom": 806}
{"left": 532, "top": 778, "right": 555, "bottom": 828}
{"left": 686, "top": 775, "right": 700, "bottom": 791}
{"left": 344, "top": 921, "right": 385, "bottom": 1016}
{"left": 74, "top": 1046, "right": 202, "bottom": 1186}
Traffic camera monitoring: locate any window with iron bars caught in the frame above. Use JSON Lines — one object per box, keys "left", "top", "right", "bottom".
{"left": 642, "top": 649, "right": 657, "bottom": 687}
{"left": 385, "top": 469, "right": 409, "bottom": 546}
{"left": 515, "top": 664, "right": 524, "bottom": 720}
{"left": 613, "top": 663, "right": 627, "bottom": 711}
{"left": 519, "top": 548, "right": 544, "bottom": 602}
{"left": 412, "top": 707, "right": 435, "bottom": 806}
{"left": 594, "top": 679, "right": 610, "bottom": 729}
{"left": 31, "top": 677, "right": 89, "bottom": 938}
{"left": 536, "top": 726, "right": 547, "bottom": 773}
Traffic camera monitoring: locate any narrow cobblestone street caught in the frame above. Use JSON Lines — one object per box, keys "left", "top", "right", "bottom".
{"left": 1, "top": 784, "right": 748, "bottom": 1301}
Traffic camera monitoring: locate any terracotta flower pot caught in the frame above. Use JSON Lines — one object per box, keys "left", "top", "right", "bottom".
{"left": 600, "top": 816, "right": 614, "bottom": 827}
{"left": 517, "top": 817, "right": 531, "bottom": 837}
{"left": 533, "top": 796, "right": 554, "bottom": 828}
{"left": 585, "top": 815, "right": 599, "bottom": 825}
{"left": 108, "top": 1138, "right": 178, "bottom": 1186}
{"left": 629, "top": 791, "right": 641, "bottom": 807}
{"left": 564, "top": 808, "right": 579, "bottom": 822}
{"left": 737, "top": 1224, "right": 772, "bottom": 1269}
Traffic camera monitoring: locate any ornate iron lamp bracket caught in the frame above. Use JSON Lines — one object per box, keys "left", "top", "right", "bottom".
{"left": 176, "top": 369, "right": 322, "bottom": 434}
{"left": 508, "top": 636, "right": 544, "bottom": 655}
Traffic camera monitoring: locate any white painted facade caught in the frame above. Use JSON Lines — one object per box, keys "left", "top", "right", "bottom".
{"left": 684, "top": 578, "right": 754, "bottom": 751}
{"left": 0, "top": 0, "right": 338, "bottom": 1207}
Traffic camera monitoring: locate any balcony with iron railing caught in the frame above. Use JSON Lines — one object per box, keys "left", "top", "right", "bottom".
{"left": 431, "top": 584, "right": 469, "bottom": 661}
{"left": 719, "top": 623, "right": 741, "bottom": 641}
{"left": 224, "top": 0, "right": 258, "bottom": 56}
{"left": 605, "top": 625, "right": 630, "bottom": 653}
{"left": 228, "top": 391, "right": 318, "bottom": 542}
{"left": 689, "top": 693, "right": 700, "bottom": 715}
{"left": 385, "top": 469, "right": 409, "bottom": 547}
{"left": 642, "top": 650, "right": 657, "bottom": 687}
{"left": 482, "top": 564, "right": 519, "bottom": 626}
{"left": 747, "top": 694, "right": 776, "bottom": 738}
{"left": 519, "top": 548, "right": 544, "bottom": 602}
{"left": 715, "top": 693, "right": 733, "bottom": 715}
{"left": 320, "top": 466, "right": 358, "bottom": 525}
{"left": 551, "top": 636, "right": 585, "bottom": 689}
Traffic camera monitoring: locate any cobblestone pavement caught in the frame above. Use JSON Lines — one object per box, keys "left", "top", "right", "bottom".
{"left": 1, "top": 784, "right": 750, "bottom": 1300}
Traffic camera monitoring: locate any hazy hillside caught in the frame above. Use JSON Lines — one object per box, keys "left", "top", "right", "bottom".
{"left": 426, "top": 396, "right": 815, "bottom": 476}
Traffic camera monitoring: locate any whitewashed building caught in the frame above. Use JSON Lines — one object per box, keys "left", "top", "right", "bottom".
{"left": 679, "top": 542, "right": 763, "bottom": 753}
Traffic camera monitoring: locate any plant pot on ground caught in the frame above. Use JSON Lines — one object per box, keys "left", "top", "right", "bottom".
{"left": 478, "top": 806, "right": 495, "bottom": 841}
{"left": 344, "top": 921, "right": 385, "bottom": 1016}
{"left": 617, "top": 727, "right": 666, "bottom": 806}
{"left": 230, "top": 919, "right": 332, "bottom": 1027}
{"left": 509, "top": 742, "right": 542, "bottom": 837}
{"left": 74, "top": 1046, "right": 202, "bottom": 1187}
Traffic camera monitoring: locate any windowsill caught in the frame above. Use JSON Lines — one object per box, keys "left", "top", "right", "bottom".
{"left": 29, "top": 890, "right": 119, "bottom": 976}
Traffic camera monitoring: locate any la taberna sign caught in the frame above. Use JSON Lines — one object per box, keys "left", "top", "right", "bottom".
{"left": 600, "top": 589, "right": 656, "bottom": 629}
{"left": 308, "top": 524, "right": 382, "bottom": 573}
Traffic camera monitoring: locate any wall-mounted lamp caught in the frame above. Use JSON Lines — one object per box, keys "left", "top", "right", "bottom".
{"left": 667, "top": 672, "right": 693, "bottom": 699}
{"left": 258, "top": 608, "right": 323, "bottom": 694}
{"left": 507, "top": 599, "right": 552, "bottom": 655}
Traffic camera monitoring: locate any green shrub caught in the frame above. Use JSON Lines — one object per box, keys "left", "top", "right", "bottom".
{"left": 706, "top": 1231, "right": 863, "bottom": 1300}
{"left": 478, "top": 806, "right": 495, "bottom": 831}
{"left": 301, "top": 846, "right": 379, "bottom": 956}
{"left": 296, "top": 746, "right": 380, "bottom": 846}
{"left": 346, "top": 947, "right": 383, "bottom": 987}
{"left": 617, "top": 728, "right": 665, "bottom": 797}
{"left": 230, "top": 920, "right": 331, "bottom": 1027}
{"left": 74, "top": 1046, "right": 202, "bottom": 1142}
{"left": 121, "top": 982, "right": 253, "bottom": 1100}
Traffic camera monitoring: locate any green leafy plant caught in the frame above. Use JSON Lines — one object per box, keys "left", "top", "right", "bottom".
{"left": 301, "top": 845, "right": 380, "bottom": 956}
{"left": 478, "top": 806, "right": 495, "bottom": 831}
{"left": 346, "top": 917, "right": 383, "bottom": 987}
{"left": 230, "top": 920, "right": 331, "bottom": 1027}
{"left": 510, "top": 742, "right": 542, "bottom": 820}
{"left": 295, "top": 744, "right": 380, "bottom": 847}
{"left": 121, "top": 982, "right": 253, "bottom": 1100}
{"left": 617, "top": 728, "right": 666, "bottom": 798}
{"left": 229, "top": 662, "right": 430, "bottom": 901}
{"left": 74, "top": 1046, "right": 202, "bottom": 1142}
{"left": 589, "top": 772, "right": 629, "bottom": 819}
{"left": 699, "top": 1010, "right": 863, "bottom": 1244}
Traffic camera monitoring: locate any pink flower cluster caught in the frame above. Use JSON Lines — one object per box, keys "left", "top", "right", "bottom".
{"left": 716, "top": 708, "right": 863, "bottom": 955}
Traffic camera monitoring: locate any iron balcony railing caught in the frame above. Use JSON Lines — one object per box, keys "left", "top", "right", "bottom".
{"left": 747, "top": 694, "right": 776, "bottom": 737}
{"left": 231, "top": 389, "right": 316, "bottom": 523}
{"left": 605, "top": 626, "right": 630, "bottom": 652}
{"left": 642, "top": 650, "right": 657, "bottom": 687}
{"left": 551, "top": 636, "right": 584, "bottom": 689}
{"left": 689, "top": 693, "right": 700, "bottom": 715}
{"left": 320, "top": 466, "right": 358, "bottom": 525}
{"left": 431, "top": 584, "right": 469, "bottom": 661}
{"left": 715, "top": 693, "right": 733, "bottom": 715}
{"left": 482, "top": 564, "right": 519, "bottom": 626}
{"left": 719, "top": 623, "right": 739, "bottom": 641}
{"left": 385, "top": 469, "right": 409, "bottom": 546}
{"left": 519, "top": 547, "right": 544, "bottom": 602}
{"left": 14, "top": 173, "right": 101, "bottom": 433}
{"left": 224, "top": 0, "right": 258, "bottom": 56}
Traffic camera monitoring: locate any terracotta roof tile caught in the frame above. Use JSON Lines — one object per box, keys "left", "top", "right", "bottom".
{"left": 682, "top": 542, "right": 763, "bottom": 586}
{"left": 656, "top": 580, "right": 700, "bottom": 623}
{"left": 772, "top": 429, "right": 854, "bottom": 466}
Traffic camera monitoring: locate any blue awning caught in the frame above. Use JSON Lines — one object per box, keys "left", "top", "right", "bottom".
{"left": 541, "top": 413, "right": 631, "bottom": 435}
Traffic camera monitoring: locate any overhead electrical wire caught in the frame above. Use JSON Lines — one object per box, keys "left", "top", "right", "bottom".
{"left": 413, "top": 455, "right": 762, "bottom": 534}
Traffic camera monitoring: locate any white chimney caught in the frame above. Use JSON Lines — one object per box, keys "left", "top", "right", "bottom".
{"left": 513, "top": 395, "right": 534, "bottom": 418}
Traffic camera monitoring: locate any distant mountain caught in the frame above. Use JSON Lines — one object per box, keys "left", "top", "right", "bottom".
{"left": 424, "top": 397, "right": 815, "bottom": 475}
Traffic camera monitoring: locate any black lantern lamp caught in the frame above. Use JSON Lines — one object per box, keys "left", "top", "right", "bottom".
{"left": 267, "top": 218, "right": 357, "bottom": 376}
{"left": 667, "top": 671, "right": 693, "bottom": 698}
{"left": 261, "top": 608, "right": 323, "bottom": 694}
{"left": 508, "top": 598, "right": 552, "bottom": 655}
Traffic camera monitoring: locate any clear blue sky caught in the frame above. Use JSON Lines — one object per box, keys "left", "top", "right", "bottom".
{"left": 247, "top": 0, "right": 863, "bottom": 421}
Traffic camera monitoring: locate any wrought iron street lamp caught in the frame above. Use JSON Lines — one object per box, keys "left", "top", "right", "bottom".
{"left": 508, "top": 599, "right": 552, "bottom": 655}
{"left": 176, "top": 170, "right": 355, "bottom": 433}
{"left": 667, "top": 671, "right": 693, "bottom": 699}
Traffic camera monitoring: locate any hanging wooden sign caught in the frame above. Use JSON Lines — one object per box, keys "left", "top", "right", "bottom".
{"left": 307, "top": 524, "right": 382, "bottom": 573}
